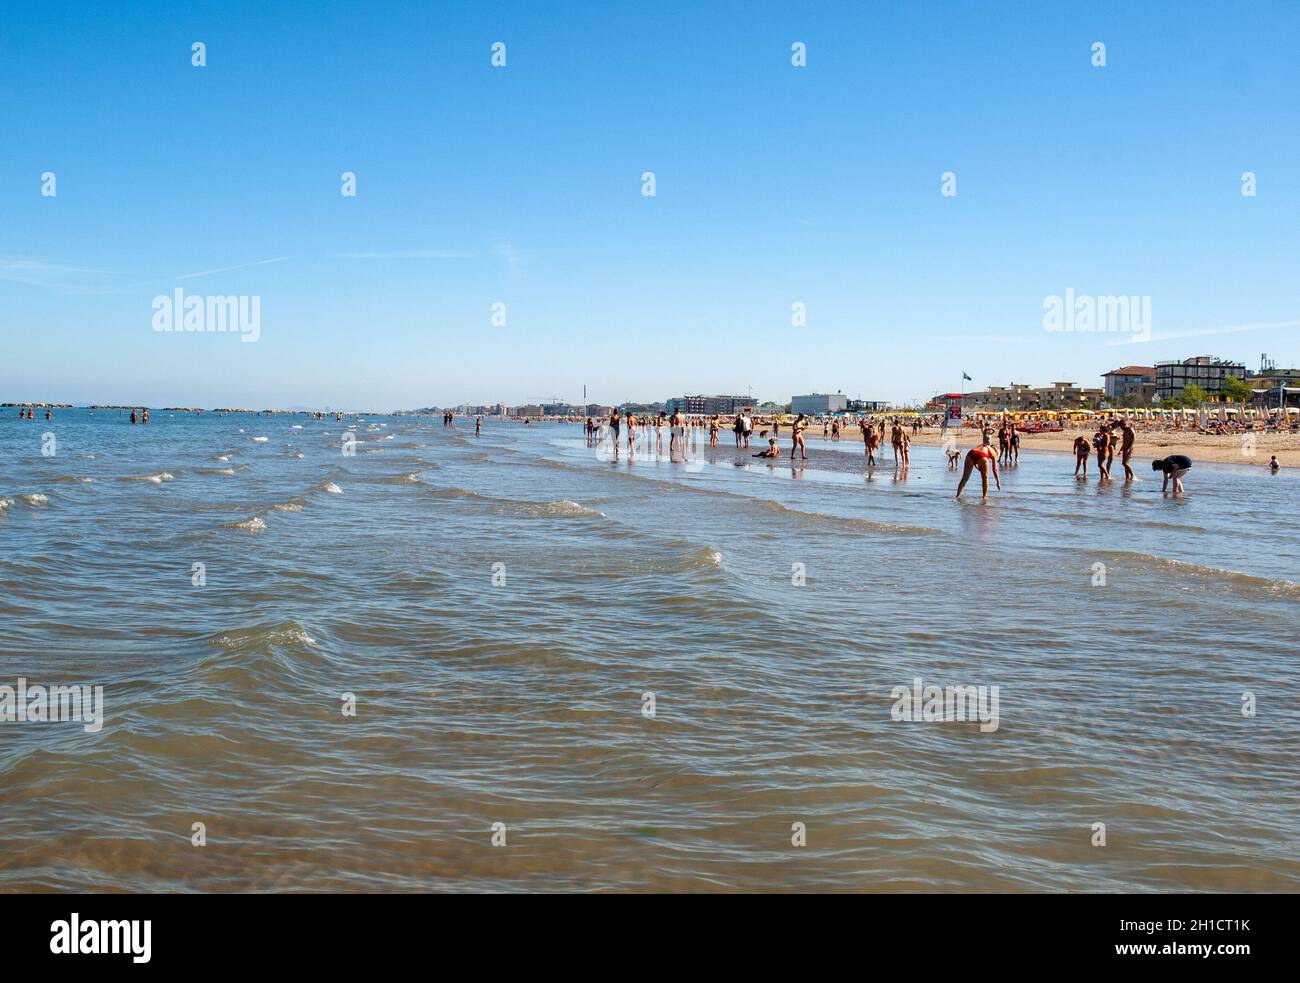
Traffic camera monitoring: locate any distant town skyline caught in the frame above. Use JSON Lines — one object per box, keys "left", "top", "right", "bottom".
{"left": 3, "top": 3, "right": 1298, "bottom": 409}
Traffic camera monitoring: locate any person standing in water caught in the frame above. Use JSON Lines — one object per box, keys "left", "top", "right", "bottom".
{"left": 669, "top": 407, "right": 685, "bottom": 457}
{"left": 790, "top": 413, "right": 809, "bottom": 460}
{"left": 1092, "top": 427, "right": 1111, "bottom": 479}
{"left": 1073, "top": 435, "right": 1090, "bottom": 477}
{"left": 1153, "top": 454, "right": 1192, "bottom": 495}
{"left": 955, "top": 443, "right": 1002, "bottom": 499}
{"left": 475, "top": 416, "right": 482, "bottom": 436}
{"left": 1118, "top": 419, "right": 1136, "bottom": 479}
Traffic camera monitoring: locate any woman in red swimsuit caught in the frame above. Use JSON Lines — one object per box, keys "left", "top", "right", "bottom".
{"left": 956, "top": 443, "right": 1002, "bottom": 499}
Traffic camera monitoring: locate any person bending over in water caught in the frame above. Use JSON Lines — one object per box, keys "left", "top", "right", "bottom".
{"left": 1153, "top": 454, "right": 1191, "bottom": 495}
{"left": 753, "top": 438, "right": 779, "bottom": 459}
{"left": 955, "top": 443, "right": 1001, "bottom": 499}
{"left": 790, "top": 414, "right": 809, "bottom": 460}
{"left": 946, "top": 448, "right": 961, "bottom": 470}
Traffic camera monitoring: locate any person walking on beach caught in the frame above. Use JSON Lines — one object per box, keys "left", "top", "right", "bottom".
{"left": 709, "top": 415, "right": 719, "bottom": 447}
{"left": 1153, "top": 454, "right": 1192, "bottom": 495}
{"left": 626, "top": 411, "right": 638, "bottom": 451}
{"left": 790, "top": 414, "right": 809, "bottom": 460}
{"left": 742, "top": 411, "right": 753, "bottom": 449}
{"left": 1073, "top": 435, "right": 1090, "bottom": 477}
{"left": 608, "top": 410, "right": 621, "bottom": 453}
{"left": 1008, "top": 420, "right": 1020, "bottom": 464}
{"left": 955, "top": 443, "right": 1002, "bottom": 499}
{"left": 997, "top": 421, "right": 1011, "bottom": 464}
{"left": 733, "top": 413, "right": 744, "bottom": 448}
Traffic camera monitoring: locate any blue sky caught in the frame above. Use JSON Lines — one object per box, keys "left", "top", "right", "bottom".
{"left": 2, "top": 1, "right": 1298, "bottom": 409}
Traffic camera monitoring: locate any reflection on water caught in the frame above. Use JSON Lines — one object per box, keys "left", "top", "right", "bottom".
{"left": 1, "top": 412, "right": 1297, "bottom": 891}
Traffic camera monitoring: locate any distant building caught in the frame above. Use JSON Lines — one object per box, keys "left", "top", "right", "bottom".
{"left": 1032, "top": 382, "right": 1104, "bottom": 410}
{"left": 1102, "top": 365, "right": 1157, "bottom": 405}
{"left": 1245, "top": 364, "right": 1300, "bottom": 409}
{"left": 1155, "top": 356, "right": 1246, "bottom": 401}
{"left": 791, "top": 393, "right": 848, "bottom": 415}
{"left": 976, "top": 383, "right": 1038, "bottom": 411}
{"left": 927, "top": 393, "right": 978, "bottom": 411}
{"left": 848, "top": 399, "right": 889, "bottom": 412}
{"left": 666, "top": 394, "right": 752, "bottom": 415}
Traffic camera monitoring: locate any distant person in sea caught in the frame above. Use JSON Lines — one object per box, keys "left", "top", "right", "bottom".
{"left": 669, "top": 407, "right": 685, "bottom": 456}
{"left": 475, "top": 416, "right": 482, "bottom": 436}
{"left": 130, "top": 409, "right": 138, "bottom": 425}
{"left": 45, "top": 409, "right": 52, "bottom": 420}
{"left": 142, "top": 408, "right": 149, "bottom": 424}
{"left": 1073, "top": 435, "right": 1090, "bottom": 477}
{"left": 709, "top": 415, "right": 719, "bottom": 447}
{"left": 608, "top": 410, "right": 620, "bottom": 453}
{"left": 626, "top": 411, "right": 637, "bottom": 450}
{"left": 955, "top": 443, "right": 1002, "bottom": 499}
{"left": 1268, "top": 455, "right": 1280, "bottom": 473}
{"left": 1153, "top": 454, "right": 1192, "bottom": 495}
{"left": 997, "top": 421, "right": 1011, "bottom": 464}
{"left": 754, "top": 438, "right": 779, "bottom": 459}
{"left": 790, "top": 414, "right": 809, "bottom": 460}
{"left": 1008, "top": 421, "right": 1020, "bottom": 464}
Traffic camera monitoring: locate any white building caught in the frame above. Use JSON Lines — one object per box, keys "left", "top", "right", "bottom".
{"left": 791, "top": 393, "right": 848, "bottom": 414}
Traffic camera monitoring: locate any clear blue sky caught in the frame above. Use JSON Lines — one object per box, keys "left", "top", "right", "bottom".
{"left": 3, "top": 1, "right": 1298, "bottom": 409}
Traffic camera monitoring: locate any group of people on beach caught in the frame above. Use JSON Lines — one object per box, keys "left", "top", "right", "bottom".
{"left": 577, "top": 410, "right": 1237, "bottom": 500}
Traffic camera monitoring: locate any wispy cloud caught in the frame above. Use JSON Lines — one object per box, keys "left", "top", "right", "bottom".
{"left": 175, "top": 256, "right": 291, "bottom": 281}
{"left": 0, "top": 257, "right": 127, "bottom": 291}
{"left": 1106, "top": 319, "right": 1300, "bottom": 346}
{"left": 336, "top": 250, "right": 475, "bottom": 260}
{"left": 936, "top": 333, "right": 1036, "bottom": 345}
